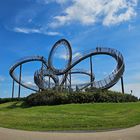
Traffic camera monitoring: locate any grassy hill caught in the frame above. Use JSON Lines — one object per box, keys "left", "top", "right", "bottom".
{"left": 0, "top": 102, "right": 140, "bottom": 131}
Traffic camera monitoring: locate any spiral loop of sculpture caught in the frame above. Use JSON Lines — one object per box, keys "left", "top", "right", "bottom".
{"left": 9, "top": 39, "right": 125, "bottom": 92}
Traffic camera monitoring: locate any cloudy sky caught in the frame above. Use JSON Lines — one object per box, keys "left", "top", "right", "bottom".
{"left": 0, "top": 0, "right": 140, "bottom": 98}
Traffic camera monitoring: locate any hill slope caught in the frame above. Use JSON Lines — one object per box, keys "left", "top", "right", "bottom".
{"left": 0, "top": 102, "right": 140, "bottom": 131}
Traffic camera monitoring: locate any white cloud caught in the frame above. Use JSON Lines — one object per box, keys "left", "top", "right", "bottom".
{"left": 14, "top": 27, "right": 41, "bottom": 34}
{"left": 55, "top": 52, "right": 82, "bottom": 61}
{"left": 25, "top": 81, "right": 36, "bottom": 87}
{"left": 102, "top": 0, "right": 137, "bottom": 26}
{"left": 11, "top": 0, "right": 138, "bottom": 35}
{"left": 49, "top": 0, "right": 138, "bottom": 28}
{"left": 21, "top": 76, "right": 37, "bottom": 88}
{"left": 37, "top": 0, "right": 69, "bottom": 4}
{"left": 72, "top": 52, "right": 82, "bottom": 58}
{"left": 0, "top": 76, "right": 5, "bottom": 82}
{"left": 47, "top": 31, "right": 62, "bottom": 36}
{"left": 71, "top": 75, "right": 89, "bottom": 85}
{"left": 58, "top": 54, "right": 69, "bottom": 60}
{"left": 13, "top": 27, "right": 61, "bottom": 36}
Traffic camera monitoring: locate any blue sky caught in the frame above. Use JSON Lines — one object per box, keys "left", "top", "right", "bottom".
{"left": 0, "top": 0, "right": 140, "bottom": 98}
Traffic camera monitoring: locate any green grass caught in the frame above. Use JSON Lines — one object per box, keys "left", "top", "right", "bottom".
{"left": 0, "top": 102, "right": 140, "bottom": 131}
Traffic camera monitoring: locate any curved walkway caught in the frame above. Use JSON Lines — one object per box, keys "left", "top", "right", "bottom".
{"left": 0, "top": 125, "right": 140, "bottom": 140}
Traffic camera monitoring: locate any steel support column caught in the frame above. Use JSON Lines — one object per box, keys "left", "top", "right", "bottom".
{"left": 12, "top": 79, "right": 15, "bottom": 98}
{"left": 18, "top": 64, "right": 22, "bottom": 98}
{"left": 40, "top": 62, "right": 44, "bottom": 91}
{"left": 69, "top": 71, "right": 71, "bottom": 89}
{"left": 121, "top": 76, "right": 124, "bottom": 94}
{"left": 90, "top": 56, "right": 93, "bottom": 87}
{"left": 65, "top": 74, "right": 67, "bottom": 89}
{"left": 68, "top": 71, "right": 72, "bottom": 92}
{"left": 49, "top": 76, "right": 50, "bottom": 88}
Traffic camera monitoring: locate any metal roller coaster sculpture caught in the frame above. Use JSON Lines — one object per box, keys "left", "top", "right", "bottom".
{"left": 9, "top": 39, "right": 125, "bottom": 97}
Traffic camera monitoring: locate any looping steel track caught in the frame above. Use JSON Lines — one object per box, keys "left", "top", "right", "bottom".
{"left": 9, "top": 39, "right": 125, "bottom": 91}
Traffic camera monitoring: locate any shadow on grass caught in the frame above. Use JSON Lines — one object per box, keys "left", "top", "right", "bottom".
{"left": 6, "top": 101, "right": 31, "bottom": 109}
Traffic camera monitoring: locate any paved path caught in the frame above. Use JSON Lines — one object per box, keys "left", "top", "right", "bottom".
{"left": 0, "top": 125, "right": 140, "bottom": 140}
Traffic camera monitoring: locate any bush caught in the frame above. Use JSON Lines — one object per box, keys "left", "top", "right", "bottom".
{"left": 25, "top": 89, "right": 139, "bottom": 106}
{"left": 0, "top": 97, "right": 25, "bottom": 104}
{"left": 26, "top": 90, "right": 69, "bottom": 106}
{"left": 92, "top": 91, "right": 138, "bottom": 103}
{"left": 68, "top": 92, "right": 95, "bottom": 103}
